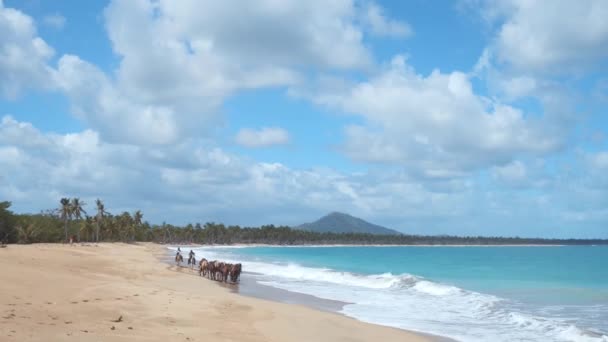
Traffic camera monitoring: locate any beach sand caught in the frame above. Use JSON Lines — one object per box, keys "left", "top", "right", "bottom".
{"left": 0, "top": 243, "right": 434, "bottom": 342}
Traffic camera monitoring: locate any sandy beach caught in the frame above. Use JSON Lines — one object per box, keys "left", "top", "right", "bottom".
{"left": 0, "top": 243, "right": 434, "bottom": 342}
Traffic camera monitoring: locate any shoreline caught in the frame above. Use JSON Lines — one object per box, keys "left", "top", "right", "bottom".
{"left": 1, "top": 243, "right": 437, "bottom": 342}
{"left": 190, "top": 243, "right": 570, "bottom": 247}
{"left": 161, "top": 247, "right": 453, "bottom": 342}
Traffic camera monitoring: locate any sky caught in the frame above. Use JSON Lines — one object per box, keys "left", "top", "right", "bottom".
{"left": 1, "top": 0, "right": 607, "bottom": 238}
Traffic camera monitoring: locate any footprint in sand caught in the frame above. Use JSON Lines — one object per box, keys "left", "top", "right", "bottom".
{"left": 70, "top": 301, "right": 78, "bottom": 304}
{"left": 82, "top": 300, "right": 89, "bottom": 303}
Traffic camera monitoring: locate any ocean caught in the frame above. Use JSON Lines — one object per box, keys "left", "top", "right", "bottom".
{"left": 178, "top": 245, "right": 608, "bottom": 342}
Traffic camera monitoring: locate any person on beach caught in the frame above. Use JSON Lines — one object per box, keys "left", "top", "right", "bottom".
{"left": 188, "top": 250, "right": 196, "bottom": 269}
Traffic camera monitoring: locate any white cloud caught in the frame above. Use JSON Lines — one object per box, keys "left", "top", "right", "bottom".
{"left": 472, "top": 0, "right": 608, "bottom": 74}
{"left": 361, "top": 2, "right": 412, "bottom": 38}
{"left": 42, "top": 13, "right": 66, "bottom": 30}
{"left": 304, "top": 55, "right": 563, "bottom": 177}
{"left": 1, "top": 0, "right": 406, "bottom": 145}
{"left": 54, "top": 54, "right": 181, "bottom": 145}
{"left": 1, "top": 116, "right": 606, "bottom": 237}
{"left": 44, "top": 0, "right": 407, "bottom": 145}
{"left": 0, "top": 2, "right": 54, "bottom": 98}
{"left": 235, "top": 127, "right": 290, "bottom": 148}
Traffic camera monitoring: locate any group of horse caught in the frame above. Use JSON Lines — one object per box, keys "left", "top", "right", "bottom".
{"left": 199, "top": 259, "right": 242, "bottom": 283}
{"left": 174, "top": 252, "right": 242, "bottom": 284}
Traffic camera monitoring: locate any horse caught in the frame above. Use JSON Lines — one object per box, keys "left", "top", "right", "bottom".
{"left": 214, "top": 261, "right": 225, "bottom": 281}
{"left": 219, "top": 263, "right": 232, "bottom": 282}
{"left": 198, "top": 258, "right": 209, "bottom": 277}
{"left": 207, "top": 260, "right": 217, "bottom": 280}
{"left": 175, "top": 252, "right": 183, "bottom": 266}
{"left": 229, "top": 263, "right": 242, "bottom": 283}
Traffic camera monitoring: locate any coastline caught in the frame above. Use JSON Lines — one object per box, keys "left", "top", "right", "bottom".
{"left": 173, "top": 243, "right": 569, "bottom": 248}
{"left": 0, "top": 243, "right": 437, "bottom": 342}
{"left": 161, "top": 246, "right": 454, "bottom": 342}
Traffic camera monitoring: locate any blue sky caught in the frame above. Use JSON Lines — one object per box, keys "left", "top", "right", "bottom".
{"left": 1, "top": 0, "right": 607, "bottom": 238}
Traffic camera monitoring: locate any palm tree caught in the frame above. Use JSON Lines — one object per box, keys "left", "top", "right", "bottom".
{"left": 16, "top": 223, "right": 39, "bottom": 244}
{"left": 59, "top": 198, "right": 71, "bottom": 242}
{"left": 94, "top": 199, "right": 107, "bottom": 243}
{"left": 117, "top": 212, "right": 133, "bottom": 242}
{"left": 132, "top": 210, "right": 143, "bottom": 242}
{"left": 70, "top": 198, "right": 86, "bottom": 242}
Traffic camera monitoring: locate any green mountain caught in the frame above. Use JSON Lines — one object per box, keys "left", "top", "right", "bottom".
{"left": 296, "top": 212, "right": 401, "bottom": 235}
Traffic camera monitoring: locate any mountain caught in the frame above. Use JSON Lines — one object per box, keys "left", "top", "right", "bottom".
{"left": 296, "top": 212, "right": 401, "bottom": 235}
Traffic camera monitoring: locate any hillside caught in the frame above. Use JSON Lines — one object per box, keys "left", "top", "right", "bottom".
{"left": 296, "top": 212, "right": 401, "bottom": 235}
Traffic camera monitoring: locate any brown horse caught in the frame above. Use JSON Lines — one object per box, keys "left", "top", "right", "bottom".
{"left": 207, "top": 260, "right": 218, "bottom": 280}
{"left": 198, "top": 258, "right": 209, "bottom": 277}
{"left": 215, "top": 262, "right": 226, "bottom": 281}
{"left": 220, "top": 263, "right": 233, "bottom": 282}
{"left": 229, "top": 263, "right": 242, "bottom": 283}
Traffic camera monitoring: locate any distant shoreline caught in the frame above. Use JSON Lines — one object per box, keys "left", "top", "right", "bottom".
{"left": 170, "top": 243, "right": 580, "bottom": 248}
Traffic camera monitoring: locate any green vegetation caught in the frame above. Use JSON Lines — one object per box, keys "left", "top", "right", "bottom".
{"left": 1, "top": 200, "right": 607, "bottom": 245}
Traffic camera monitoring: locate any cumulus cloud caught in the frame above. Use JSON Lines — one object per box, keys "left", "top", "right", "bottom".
{"left": 235, "top": 127, "right": 290, "bottom": 148}
{"left": 42, "top": 13, "right": 66, "bottom": 30}
{"left": 0, "top": 1, "right": 54, "bottom": 98}
{"left": 41, "top": 0, "right": 407, "bottom": 145}
{"left": 2, "top": 0, "right": 407, "bottom": 145}
{"left": 302, "top": 56, "right": 563, "bottom": 177}
{"left": 92, "top": 0, "right": 385, "bottom": 144}
{"left": 54, "top": 54, "right": 181, "bottom": 145}
{"left": 469, "top": 0, "right": 608, "bottom": 74}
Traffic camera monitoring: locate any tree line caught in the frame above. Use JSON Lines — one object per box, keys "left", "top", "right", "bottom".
{"left": 1, "top": 200, "right": 607, "bottom": 245}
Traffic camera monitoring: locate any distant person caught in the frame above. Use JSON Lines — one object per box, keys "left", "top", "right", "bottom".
{"left": 188, "top": 249, "right": 196, "bottom": 268}
{"left": 175, "top": 249, "right": 183, "bottom": 266}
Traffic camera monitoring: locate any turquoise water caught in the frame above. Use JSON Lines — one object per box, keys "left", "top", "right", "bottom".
{"left": 237, "top": 246, "right": 608, "bottom": 305}
{"left": 190, "top": 246, "right": 608, "bottom": 342}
